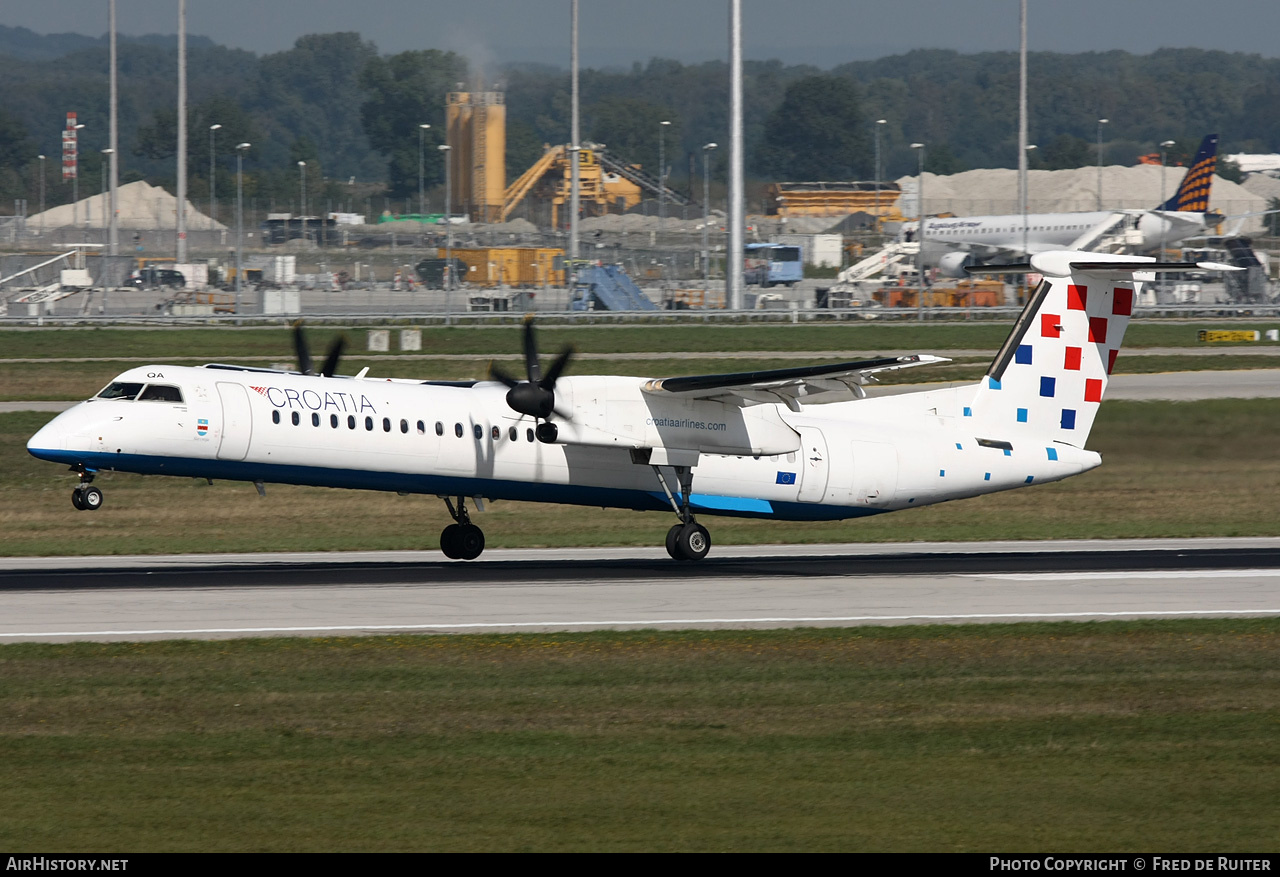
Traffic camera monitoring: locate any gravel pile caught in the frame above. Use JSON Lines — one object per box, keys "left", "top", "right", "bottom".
{"left": 26, "top": 180, "right": 225, "bottom": 230}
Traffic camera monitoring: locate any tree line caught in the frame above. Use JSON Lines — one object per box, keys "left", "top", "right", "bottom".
{"left": 1, "top": 27, "right": 1278, "bottom": 216}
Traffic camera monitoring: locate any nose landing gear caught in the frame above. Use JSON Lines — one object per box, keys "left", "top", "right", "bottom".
{"left": 440, "top": 496, "right": 485, "bottom": 560}
{"left": 69, "top": 465, "right": 103, "bottom": 512}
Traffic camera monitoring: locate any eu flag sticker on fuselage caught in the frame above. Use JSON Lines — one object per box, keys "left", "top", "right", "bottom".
{"left": 776, "top": 471, "right": 796, "bottom": 485}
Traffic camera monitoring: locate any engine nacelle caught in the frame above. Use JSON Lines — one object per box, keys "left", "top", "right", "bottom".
{"left": 937, "top": 251, "right": 976, "bottom": 278}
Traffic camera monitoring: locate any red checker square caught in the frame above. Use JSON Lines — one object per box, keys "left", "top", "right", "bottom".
{"left": 1107, "top": 349, "right": 1118, "bottom": 374}
{"left": 1041, "top": 313, "right": 1061, "bottom": 338}
{"left": 1113, "top": 287, "right": 1133, "bottom": 316}
{"left": 1066, "top": 284, "right": 1088, "bottom": 311}
{"left": 1084, "top": 378, "right": 1103, "bottom": 402}
{"left": 1088, "top": 317, "right": 1108, "bottom": 344}
{"left": 1064, "top": 347, "right": 1082, "bottom": 370}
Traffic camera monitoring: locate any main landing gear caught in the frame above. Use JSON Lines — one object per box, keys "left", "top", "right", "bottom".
{"left": 652, "top": 464, "right": 711, "bottom": 561}
{"left": 69, "top": 465, "right": 103, "bottom": 512}
{"left": 440, "top": 496, "right": 485, "bottom": 560}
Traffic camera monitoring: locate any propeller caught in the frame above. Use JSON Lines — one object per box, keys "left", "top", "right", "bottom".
{"left": 292, "top": 321, "right": 346, "bottom": 378}
{"left": 490, "top": 316, "right": 573, "bottom": 421}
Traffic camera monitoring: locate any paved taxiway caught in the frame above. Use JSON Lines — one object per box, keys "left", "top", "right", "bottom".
{"left": 3, "top": 538, "right": 1279, "bottom": 643}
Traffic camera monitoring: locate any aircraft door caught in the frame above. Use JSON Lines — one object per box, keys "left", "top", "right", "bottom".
{"left": 796, "top": 426, "right": 829, "bottom": 503}
{"left": 215, "top": 382, "right": 253, "bottom": 461}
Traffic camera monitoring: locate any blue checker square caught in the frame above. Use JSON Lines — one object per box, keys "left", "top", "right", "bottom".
{"left": 988, "top": 377, "right": 1002, "bottom": 390}
{"left": 1046, "top": 447, "right": 1058, "bottom": 461}
{"left": 1016, "top": 408, "right": 1028, "bottom": 423}
{"left": 955, "top": 442, "right": 963, "bottom": 449}
{"left": 1004, "top": 448, "right": 1012, "bottom": 456}
{"left": 963, "top": 407, "right": 972, "bottom": 417}
{"left": 1040, "top": 376, "right": 1056, "bottom": 397}
{"left": 1061, "top": 408, "right": 1077, "bottom": 430}
{"left": 984, "top": 472, "right": 991, "bottom": 481}
{"left": 1015, "top": 344, "right": 1033, "bottom": 364}
{"left": 1025, "top": 475, "right": 1034, "bottom": 483}
{"left": 939, "top": 469, "right": 946, "bottom": 477}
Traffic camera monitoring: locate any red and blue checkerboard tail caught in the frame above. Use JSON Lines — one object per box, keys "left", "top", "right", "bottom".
{"left": 968, "top": 253, "right": 1145, "bottom": 448}
{"left": 1158, "top": 134, "right": 1217, "bottom": 213}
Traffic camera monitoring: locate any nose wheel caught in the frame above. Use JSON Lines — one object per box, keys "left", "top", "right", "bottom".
{"left": 69, "top": 466, "right": 103, "bottom": 511}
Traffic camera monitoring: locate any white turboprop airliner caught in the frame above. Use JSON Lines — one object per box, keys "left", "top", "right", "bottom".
{"left": 903, "top": 135, "right": 1247, "bottom": 277}
{"left": 27, "top": 251, "right": 1235, "bottom": 561}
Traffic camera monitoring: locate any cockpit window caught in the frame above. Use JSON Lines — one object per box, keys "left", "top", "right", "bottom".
{"left": 138, "top": 384, "right": 184, "bottom": 403}
{"left": 97, "top": 382, "right": 144, "bottom": 400}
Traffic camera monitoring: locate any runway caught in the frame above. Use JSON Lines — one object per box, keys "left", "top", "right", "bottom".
{"left": 3, "top": 538, "right": 1279, "bottom": 643}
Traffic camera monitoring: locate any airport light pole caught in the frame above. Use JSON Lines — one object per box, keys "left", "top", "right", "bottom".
{"left": 297, "top": 160, "right": 306, "bottom": 244}
{"left": 208, "top": 124, "right": 221, "bottom": 227}
{"left": 235, "top": 142, "right": 250, "bottom": 315}
{"left": 658, "top": 119, "right": 671, "bottom": 243}
{"left": 1160, "top": 139, "right": 1175, "bottom": 296}
{"left": 874, "top": 119, "right": 886, "bottom": 233}
{"left": 100, "top": 148, "right": 113, "bottom": 233}
{"left": 72, "top": 123, "right": 85, "bottom": 234}
{"left": 418, "top": 123, "right": 430, "bottom": 216}
{"left": 439, "top": 143, "right": 452, "bottom": 317}
{"left": 37, "top": 155, "right": 45, "bottom": 236}
{"left": 1023, "top": 144, "right": 1037, "bottom": 257}
{"left": 702, "top": 142, "right": 717, "bottom": 292}
{"left": 1096, "top": 118, "right": 1109, "bottom": 210}
{"left": 912, "top": 142, "right": 925, "bottom": 321}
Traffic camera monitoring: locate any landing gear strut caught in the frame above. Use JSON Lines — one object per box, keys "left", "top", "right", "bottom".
{"left": 69, "top": 465, "right": 103, "bottom": 512}
{"left": 440, "top": 496, "right": 485, "bottom": 560}
{"left": 652, "top": 464, "right": 711, "bottom": 561}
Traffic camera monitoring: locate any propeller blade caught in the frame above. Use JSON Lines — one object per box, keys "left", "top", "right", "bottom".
{"left": 541, "top": 346, "right": 573, "bottom": 389}
{"left": 319, "top": 335, "right": 346, "bottom": 378}
{"left": 522, "top": 316, "right": 542, "bottom": 384}
{"left": 488, "top": 361, "right": 521, "bottom": 389}
{"left": 292, "top": 321, "right": 313, "bottom": 375}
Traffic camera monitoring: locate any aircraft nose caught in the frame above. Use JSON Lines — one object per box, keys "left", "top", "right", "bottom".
{"left": 26, "top": 417, "right": 62, "bottom": 460}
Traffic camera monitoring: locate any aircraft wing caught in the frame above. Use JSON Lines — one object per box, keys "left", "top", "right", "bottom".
{"left": 641, "top": 354, "right": 950, "bottom": 411}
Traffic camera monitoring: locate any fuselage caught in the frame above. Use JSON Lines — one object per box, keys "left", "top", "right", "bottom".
{"left": 906, "top": 210, "right": 1211, "bottom": 272}
{"left": 27, "top": 363, "right": 1100, "bottom": 523}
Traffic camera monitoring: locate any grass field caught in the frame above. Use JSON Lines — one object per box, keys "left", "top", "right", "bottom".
{"left": 2, "top": 320, "right": 1274, "bottom": 361}
{"left": 1, "top": 621, "right": 1276, "bottom": 851}
{"left": 5, "top": 398, "right": 1280, "bottom": 555}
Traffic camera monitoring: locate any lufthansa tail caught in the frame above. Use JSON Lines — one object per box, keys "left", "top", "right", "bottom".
{"left": 1158, "top": 134, "right": 1218, "bottom": 213}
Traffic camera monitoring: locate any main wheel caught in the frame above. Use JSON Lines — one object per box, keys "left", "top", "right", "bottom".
{"left": 81, "top": 486, "right": 104, "bottom": 511}
{"left": 71, "top": 488, "right": 86, "bottom": 511}
{"left": 665, "top": 524, "right": 684, "bottom": 559}
{"left": 440, "top": 523, "right": 462, "bottom": 559}
{"left": 455, "top": 524, "right": 485, "bottom": 561}
{"left": 674, "top": 522, "right": 711, "bottom": 561}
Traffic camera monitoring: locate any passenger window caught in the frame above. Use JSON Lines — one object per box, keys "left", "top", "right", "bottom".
{"left": 400, "top": 419, "right": 409, "bottom": 434}
{"left": 291, "top": 411, "right": 300, "bottom": 426}
{"left": 491, "top": 426, "right": 500, "bottom": 440}
{"left": 527, "top": 428, "right": 534, "bottom": 442}
{"left": 365, "top": 416, "right": 374, "bottom": 431}
{"left": 348, "top": 415, "right": 356, "bottom": 429}
{"left": 272, "top": 410, "right": 280, "bottom": 424}
{"left": 509, "top": 426, "right": 517, "bottom": 441}
{"left": 383, "top": 418, "right": 391, "bottom": 433}
{"left": 435, "top": 421, "right": 444, "bottom": 436}
{"left": 312, "top": 412, "right": 320, "bottom": 427}
{"left": 473, "top": 424, "right": 482, "bottom": 440}
{"left": 138, "top": 384, "right": 184, "bottom": 403}
{"left": 417, "top": 420, "right": 425, "bottom": 435}
{"left": 330, "top": 414, "right": 339, "bottom": 428}
{"left": 455, "top": 423, "right": 463, "bottom": 438}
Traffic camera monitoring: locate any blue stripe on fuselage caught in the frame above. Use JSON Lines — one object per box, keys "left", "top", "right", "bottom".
{"left": 26, "top": 447, "right": 881, "bottom": 522}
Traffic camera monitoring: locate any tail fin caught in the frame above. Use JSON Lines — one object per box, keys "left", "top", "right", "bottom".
{"left": 1158, "top": 134, "right": 1217, "bottom": 212}
{"left": 970, "top": 252, "right": 1148, "bottom": 447}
